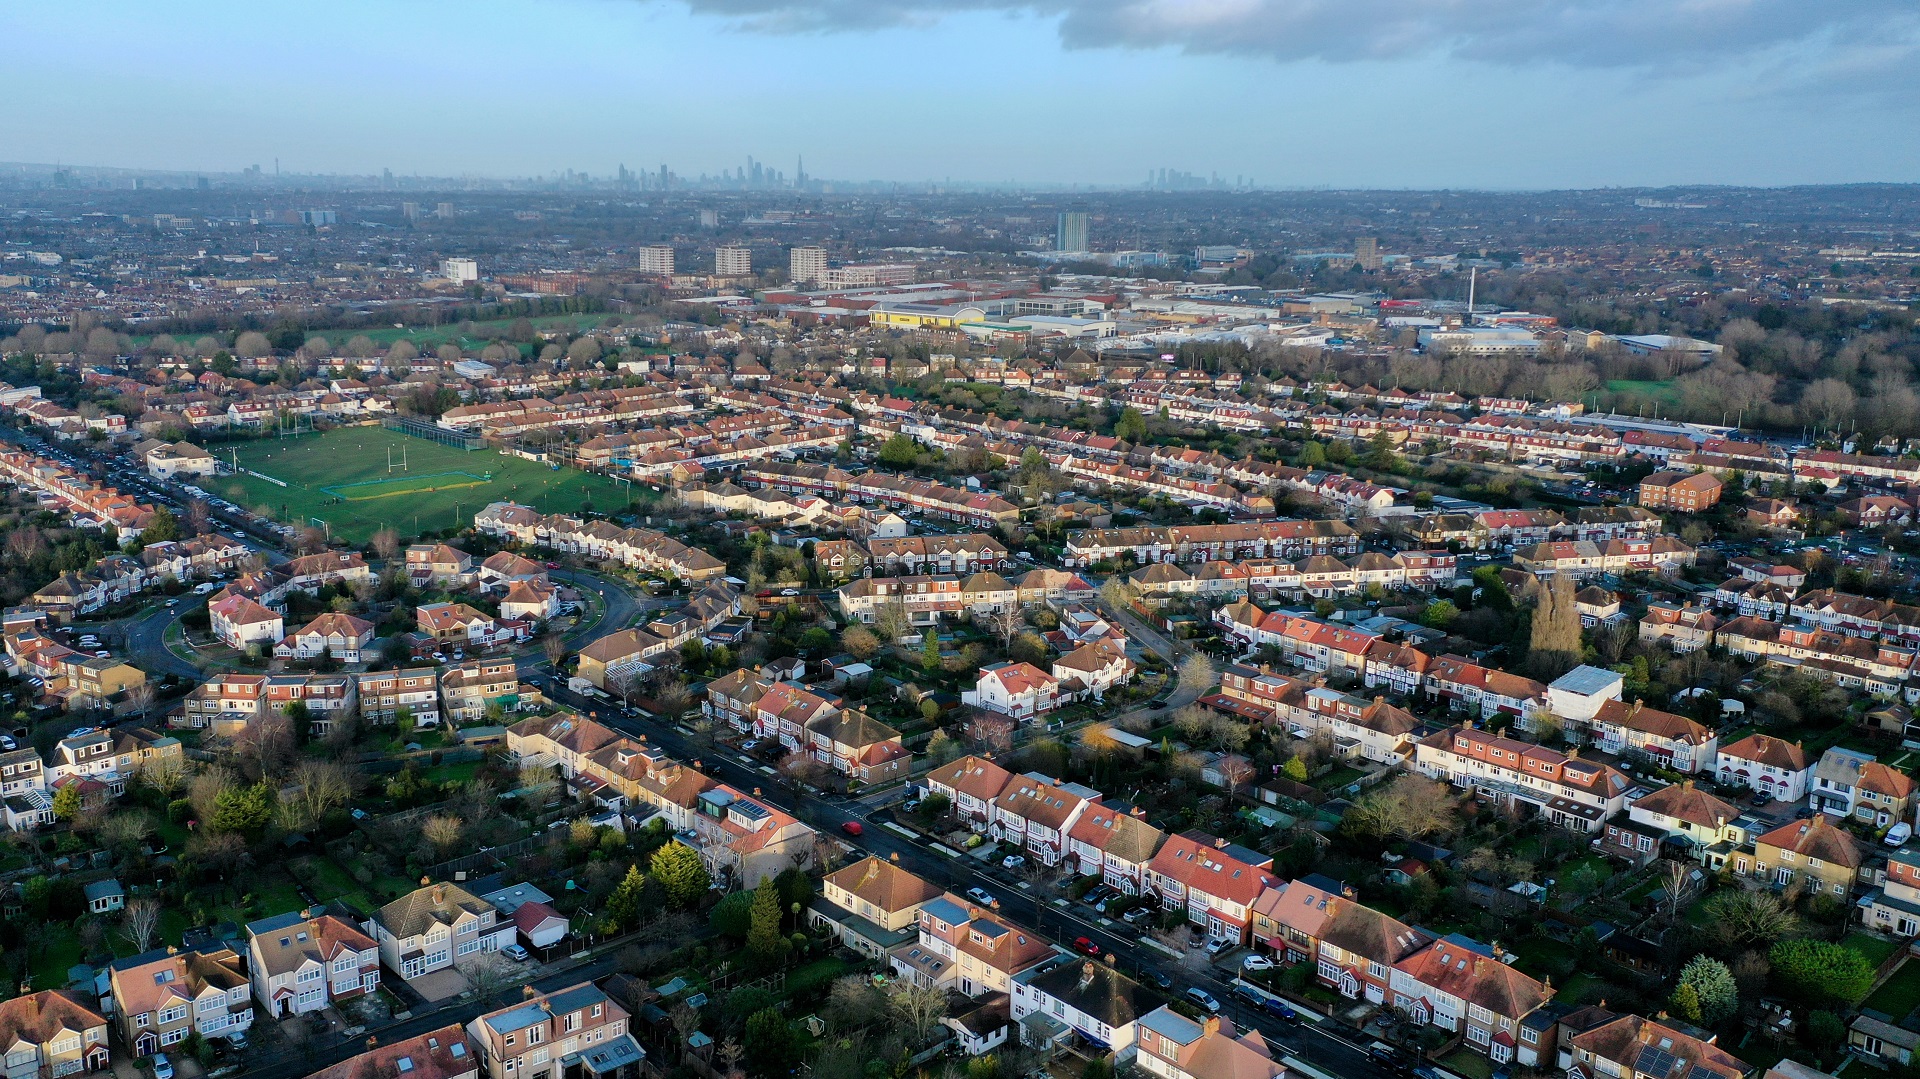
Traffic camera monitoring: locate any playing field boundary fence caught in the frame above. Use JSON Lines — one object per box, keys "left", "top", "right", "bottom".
{"left": 384, "top": 415, "right": 485, "bottom": 450}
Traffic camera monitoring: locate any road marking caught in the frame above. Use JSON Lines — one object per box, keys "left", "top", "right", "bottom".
{"left": 882, "top": 822, "right": 918, "bottom": 839}
{"left": 757, "top": 766, "right": 776, "bottom": 775}
{"left": 928, "top": 844, "right": 960, "bottom": 858}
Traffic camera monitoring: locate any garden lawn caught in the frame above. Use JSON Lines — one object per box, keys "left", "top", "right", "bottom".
{"left": 29, "top": 927, "right": 86, "bottom": 992}
{"left": 784, "top": 957, "right": 852, "bottom": 1002}
{"left": 1510, "top": 937, "right": 1580, "bottom": 982}
{"left": 1845, "top": 932, "right": 1901, "bottom": 971}
{"left": 1439, "top": 1048, "right": 1496, "bottom": 1079}
{"left": 1865, "top": 959, "right": 1920, "bottom": 1022}
{"left": 218, "top": 427, "right": 650, "bottom": 544}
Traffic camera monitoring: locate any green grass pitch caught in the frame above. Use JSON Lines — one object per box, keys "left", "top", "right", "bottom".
{"left": 215, "top": 427, "right": 653, "bottom": 544}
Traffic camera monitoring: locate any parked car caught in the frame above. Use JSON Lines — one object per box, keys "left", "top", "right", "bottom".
{"left": 1205, "top": 937, "right": 1234, "bottom": 957}
{"left": 1001, "top": 854, "right": 1027, "bottom": 871}
{"left": 152, "top": 1054, "right": 174, "bottom": 1079}
{"left": 966, "top": 887, "right": 997, "bottom": 906}
{"left": 225, "top": 1031, "right": 248, "bottom": 1051}
{"left": 780, "top": 588, "right": 800, "bottom": 596}
{"left": 1073, "top": 936, "right": 1101, "bottom": 956}
{"left": 1264, "top": 997, "right": 1297, "bottom": 1021}
{"left": 1368, "top": 1043, "right": 1412, "bottom": 1075}
{"left": 1185, "top": 988, "right": 1221, "bottom": 1014}
{"left": 1888, "top": 822, "right": 1913, "bottom": 847}
{"left": 503, "top": 943, "right": 532, "bottom": 962}
{"left": 1750, "top": 792, "right": 1772, "bottom": 807}
{"left": 1122, "top": 907, "right": 1153, "bottom": 925}
{"left": 1242, "top": 955, "right": 1275, "bottom": 972}
{"left": 1142, "top": 968, "right": 1173, "bottom": 989}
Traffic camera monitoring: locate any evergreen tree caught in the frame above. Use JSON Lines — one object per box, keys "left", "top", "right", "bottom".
{"left": 649, "top": 841, "right": 711, "bottom": 909}
{"left": 604, "top": 865, "right": 648, "bottom": 930}
{"left": 1677, "top": 955, "right": 1740, "bottom": 1024}
{"left": 51, "top": 784, "right": 82, "bottom": 821}
{"left": 921, "top": 630, "right": 940, "bottom": 672}
{"left": 1527, "top": 572, "right": 1583, "bottom": 679}
{"left": 746, "top": 877, "right": 784, "bottom": 967}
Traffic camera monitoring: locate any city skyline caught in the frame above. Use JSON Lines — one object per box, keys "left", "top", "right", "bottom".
{"left": 4, "top": 0, "right": 1918, "bottom": 189}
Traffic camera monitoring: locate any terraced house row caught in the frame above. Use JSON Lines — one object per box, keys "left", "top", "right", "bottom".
{"left": 1128, "top": 550, "right": 1457, "bottom": 601}
{"left": 474, "top": 501, "right": 727, "bottom": 580}
{"left": 733, "top": 461, "right": 1021, "bottom": 530}
{"left": 1064, "top": 520, "right": 1361, "bottom": 568}
{"left": 0, "top": 447, "right": 156, "bottom": 541}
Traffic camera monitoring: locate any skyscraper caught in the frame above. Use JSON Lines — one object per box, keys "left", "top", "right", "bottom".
{"left": 716, "top": 245, "right": 751, "bottom": 276}
{"left": 789, "top": 246, "right": 828, "bottom": 286}
{"left": 637, "top": 245, "right": 676, "bottom": 275}
{"left": 1056, "top": 211, "right": 1089, "bottom": 253}
{"left": 1356, "top": 237, "right": 1382, "bottom": 271}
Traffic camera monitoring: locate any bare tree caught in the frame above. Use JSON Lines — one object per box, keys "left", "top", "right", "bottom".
{"left": 964, "top": 710, "right": 1015, "bottom": 754}
{"left": 1176, "top": 653, "right": 1215, "bottom": 696}
{"left": 120, "top": 898, "right": 163, "bottom": 952}
{"left": 1217, "top": 755, "right": 1255, "bottom": 800}
{"left": 184, "top": 499, "right": 212, "bottom": 534}
{"left": 284, "top": 760, "right": 355, "bottom": 831}
{"left": 371, "top": 528, "right": 402, "bottom": 562}
{"left": 886, "top": 981, "right": 949, "bottom": 1043}
{"left": 140, "top": 752, "right": 190, "bottom": 799}
{"left": 126, "top": 682, "right": 156, "bottom": 724}
{"left": 1343, "top": 774, "right": 1461, "bottom": 841}
{"left": 873, "top": 598, "right": 914, "bottom": 646}
{"left": 542, "top": 633, "right": 569, "bottom": 668}
{"left": 422, "top": 814, "right": 464, "bottom": 854}
{"left": 457, "top": 950, "right": 517, "bottom": 1003}
{"left": 982, "top": 605, "right": 1023, "bottom": 651}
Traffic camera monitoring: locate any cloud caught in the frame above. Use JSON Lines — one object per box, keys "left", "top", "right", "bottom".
{"left": 675, "top": 0, "right": 1920, "bottom": 92}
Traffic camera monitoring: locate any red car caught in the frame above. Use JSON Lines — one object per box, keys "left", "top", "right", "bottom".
{"left": 840, "top": 821, "right": 864, "bottom": 837}
{"left": 1073, "top": 937, "right": 1100, "bottom": 956}
{"left": 546, "top": 561, "right": 561, "bottom": 569}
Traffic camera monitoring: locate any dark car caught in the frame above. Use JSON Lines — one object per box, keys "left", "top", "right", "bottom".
{"left": 1263, "top": 997, "right": 1297, "bottom": 1021}
{"left": 1367, "top": 1043, "right": 1413, "bottom": 1075}
{"left": 1750, "top": 792, "right": 1773, "bottom": 807}
{"left": 1233, "top": 983, "right": 1266, "bottom": 1005}
{"left": 1142, "top": 969, "right": 1173, "bottom": 990}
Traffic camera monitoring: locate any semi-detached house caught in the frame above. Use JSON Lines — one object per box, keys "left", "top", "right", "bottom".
{"left": 245, "top": 910, "right": 380, "bottom": 1018}
{"left": 1414, "top": 724, "right": 1629, "bottom": 833}
{"left": 1142, "top": 832, "right": 1278, "bottom": 944}
{"left": 925, "top": 755, "right": 1014, "bottom": 829}
{"left": 1390, "top": 935, "right": 1553, "bottom": 1062}
{"left": 991, "top": 773, "right": 1096, "bottom": 866}
{"left": 365, "top": 882, "right": 515, "bottom": 983}
{"left": 109, "top": 946, "right": 253, "bottom": 1057}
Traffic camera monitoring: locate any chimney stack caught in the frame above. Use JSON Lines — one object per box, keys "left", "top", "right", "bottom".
{"left": 432, "top": 885, "right": 446, "bottom": 904}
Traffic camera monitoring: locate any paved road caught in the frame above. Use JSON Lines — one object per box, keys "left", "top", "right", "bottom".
{"left": 539, "top": 683, "right": 1394, "bottom": 1079}
{"left": 120, "top": 594, "right": 208, "bottom": 679}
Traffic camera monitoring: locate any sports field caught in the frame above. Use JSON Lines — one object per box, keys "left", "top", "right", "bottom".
{"left": 215, "top": 427, "right": 651, "bottom": 544}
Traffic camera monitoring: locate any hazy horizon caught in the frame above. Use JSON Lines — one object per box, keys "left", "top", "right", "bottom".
{"left": 4, "top": 1, "right": 1919, "bottom": 188}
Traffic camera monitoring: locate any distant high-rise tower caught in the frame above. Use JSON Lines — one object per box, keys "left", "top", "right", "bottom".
{"left": 402, "top": 202, "right": 420, "bottom": 222}
{"left": 699, "top": 209, "right": 720, "bottom": 228}
{"left": 716, "top": 244, "right": 751, "bottom": 276}
{"left": 436, "top": 202, "right": 454, "bottom": 220}
{"left": 442, "top": 258, "right": 478, "bottom": 285}
{"left": 1056, "top": 211, "right": 1089, "bottom": 253}
{"left": 790, "top": 246, "right": 827, "bottom": 286}
{"left": 1356, "top": 237, "right": 1382, "bottom": 271}
{"left": 638, "top": 245, "right": 676, "bottom": 275}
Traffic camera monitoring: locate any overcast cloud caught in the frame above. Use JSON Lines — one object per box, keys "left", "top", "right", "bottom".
{"left": 677, "top": 0, "right": 1920, "bottom": 94}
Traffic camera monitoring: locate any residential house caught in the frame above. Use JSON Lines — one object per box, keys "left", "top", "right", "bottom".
{"left": 1608, "top": 781, "right": 1747, "bottom": 868}
{"left": 466, "top": 983, "right": 642, "bottom": 1079}
{"left": 406, "top": 544, "right": 475, "bottom": 588}
{"left": 682, "top": 786, "right": 815, "bottom": 888}
{"left": 356, "top": 667, "right": 442, "bottom": 728}
{"left": 1011, "top": 959, "right": 1168, "bottom": 1058}
{"left": 245, "top": 910, "right": 380, "bottom": 1018}
{"left": 440, "top": 660, "right": 520, "bottom": 725}
{"left": 365, "top": 881, "right": 516, "bottom": 982}
{"left": 1567, "top": 1014, "right": 1748, "bottom": 1079}
{"left": 1142, "top": 832, "right": 1278, "bottom": 944}
{"left": 992, "top": 773, "right": 1096, "bottom": 866}
{"left": 1135, "top": 1009, "right": 1284, "bottom": 1079}
{"left": 0, "top": 747, "right": 51, "bottom": 831}
{"left": 1639, "top": 471, "right": 1724, "bottom": 511}
{"left": 303, "top": 1024, "right": 476, "bottom": 1079}
{"left": 925, "top": 755, "right": 1015, "bottom": 830}
{"left": 208, "top": 594, "right": 283, "bottom": 651}
{"left": 1413, "top": 724, "right": 1630, "bottom": 832}
{"left": 1390, "top": 935, "right": 1552, "bottom": 1061}
{"left": 573, "top": 627, "right": 669, "bottom": 691}
{"left": 1810, "top": 746, "right": 1916, "bottom": 828}
{"left": 109, "top": 946, "right": 253, "bottom": 1056}
{"left": 1066, "top": 805, "right": 1166, "bottom": 894}
{"left": 275, "top": 612, "right": 375, "bottom": 663}
{"left": 1052, "top": 639, "right": 1134, "bottom": 702}
{"left": 811, "top": 857, "right": 943, "bottom": 959}
{"left": 889, "top": 893, "right": 1051, "bottom": 999}
{"left": 966, "top": 662, "right": 1062, "bottom": 721}
{"left": 1715, "top": 735, "right": 1812, "bottom": 802}
{"left": 0, "top": 989, "right": 110, "bottom": 1078}
{"left": 703, "top": 668, "right": 772, "bottom": 732}
{"left": 1314, "top": 897, "right": 1434, "bottom": 1004}
{"left": 1732, "top": 815, "right": 1861, "bottom": 899}
{"left": 47, "top": 727, "right": 181, "bottom": 798}
{"left": 1861, "top": 846, "right": 1920, "bottom": 937}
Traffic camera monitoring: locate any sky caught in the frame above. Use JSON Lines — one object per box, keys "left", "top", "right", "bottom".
{"left": 4, "top": 0, "right": 1919, "bottom": 189}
